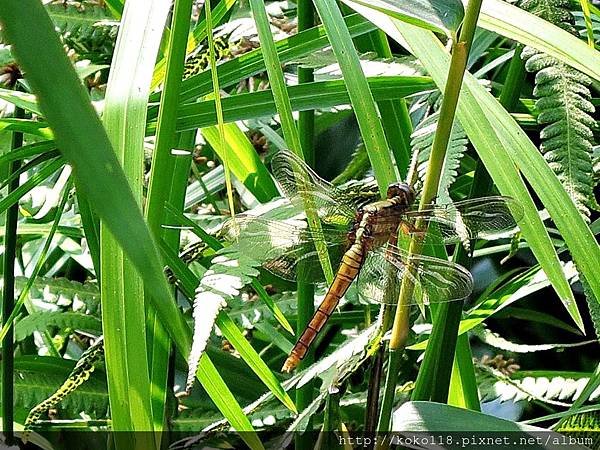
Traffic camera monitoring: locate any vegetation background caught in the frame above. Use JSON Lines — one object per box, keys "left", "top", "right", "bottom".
{"left": 0, "top": 0, "right": 599, "bottom": 449}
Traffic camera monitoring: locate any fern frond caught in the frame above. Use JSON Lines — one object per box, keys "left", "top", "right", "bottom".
{"left": 8, "top": 354, "right": 108, "bottom": 422}
{"left": 557, "top": 410, "right": 600, "bottom": 432}
{"left": 473, "top": 325, "right": 595, "bottom": 353}
{"left": 23, "top": 337, "right": 106, "bottom": 438}
{"left": 517, "top": 0, "right": 576, "bottom": 33}
{"left": 478, "top": 365, "right": 600, "bottom": 406}
{"left": 13, "top": 276, "right": 101, "bottom": 315}
{"left": 519, "top": 0, "right": 597, "bottom": 220}
{"left": 410, "top": 110, "right": 468, "bottom": 204}
{"left": 15, "top": 311, "right": 102, "bottom": 342}
{"left": 46, "top": 2, "right": 117, "bottom": 64}
{"left": 593, "top": 145, "right": 600, "bottom": 184}
{"left": 580, "top": 274, "right": 600, "bottom": 342}
{"left": 186, "top": 283, "right": 228, "bottom": 393}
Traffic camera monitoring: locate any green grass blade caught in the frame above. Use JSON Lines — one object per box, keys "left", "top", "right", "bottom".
{"left": 145, "top": 0, "right": 195, "bottom": 439}
{"left": 215, "top": 312, "right": 297, "bottom": 413}
{"left": 201, "top": 125, "right": 278, "bottom": 202}
{"left": 100, "top": 0, "right": 171, "bottom": 439}
{"left": 0, "top": 0, "right": 192, "bottom": 361}
{"left": 312, "top": 0, "right": 397, "bottom": 194}
{"left": 0, "top": 158, "right": 64, "bottom": 215}
{"left": 479, "top": 0, "right": 600, "bottom": 82}
{"left": 169, "top": 77, "right": 433, "bottom": 131}
{"left": 249, "top": 0, "right": 303, "bottom": 156}
{"left": 156, "top": 14, "right": 377, "bottom": 106}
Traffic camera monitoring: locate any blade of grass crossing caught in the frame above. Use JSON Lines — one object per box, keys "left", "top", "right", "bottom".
{"left": 312, "top": 0, "right": 397, "bottom": 194}
{"left": 100, "top": 0, "right": 169, "bottom": 442}
{"left": 249, "top": 0, "right": 335, "bottom": 285}
{"left": 296, "top": 0, "right": 316, "bottom": 447}
{"left": 145, "top": 0, "right": 195, "bottom": 439}
{"left": 0, "top": 0, "right": 191, "bottom": 384}
{"left": 204, "top": 0, "right": 235, "bottom": 218}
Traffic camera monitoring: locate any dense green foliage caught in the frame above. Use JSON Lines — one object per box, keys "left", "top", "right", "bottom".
{"left": 0, "top": 0, "right": 598, "bottom": 449}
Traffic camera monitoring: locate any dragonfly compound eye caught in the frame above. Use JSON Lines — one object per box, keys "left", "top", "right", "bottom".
{"left": 386, "top": 182, "right": 414, "bottom": 202}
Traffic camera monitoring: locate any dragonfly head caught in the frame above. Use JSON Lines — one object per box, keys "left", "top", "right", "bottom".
{"left": 386, "top": 182, "right": 415, "bottom": 203}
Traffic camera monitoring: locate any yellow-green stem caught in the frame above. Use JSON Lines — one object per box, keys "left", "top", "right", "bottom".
{"left": 377, "top": 0, "right": 483, "bottom": 435}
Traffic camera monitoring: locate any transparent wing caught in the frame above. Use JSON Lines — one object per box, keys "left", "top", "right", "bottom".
{"left": 270, "top": 150, "right": 357, "bottom": 225}
{"left": 221, "top": 216, "right": 349, "bottom": 282}
{"left": 357, "top": 245, "right": 473, "bottom": 306}
{"left": 401, "top": 196, "right": 523, "bottom": 244}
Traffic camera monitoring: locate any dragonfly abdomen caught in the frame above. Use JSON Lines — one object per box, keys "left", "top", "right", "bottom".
{"left": 281, "top": 243, "right": 365, "bottom": 372}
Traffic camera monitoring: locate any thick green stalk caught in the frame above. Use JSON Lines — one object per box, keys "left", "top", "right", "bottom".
{"left": 295, "top": 0, "right": 316, "bottom": 448}
{"left": 1, "top": 105, "right": 23, "bottom": 445}
{"left": 377, "top": 0, "right": 483, "bottom": 434}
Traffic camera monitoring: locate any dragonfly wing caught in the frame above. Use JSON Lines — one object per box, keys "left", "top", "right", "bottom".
{"left": 402, "top": 196, "right": 523, "bottom": 244}
{"left": 357, "top": 246, "right": 473, "bottom": 305}
{"left": 221, "top": 216, "right": 347, "bottom": 282}
{"left": 271, "top": 150, "right": 356, "bottom": 225}
{"left": 357, "top": 250, "right": 402, "bottom": 305}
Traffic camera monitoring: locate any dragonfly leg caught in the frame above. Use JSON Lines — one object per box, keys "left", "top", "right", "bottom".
{"left": 399, "top": 221, "right": 427, "bottom": 240}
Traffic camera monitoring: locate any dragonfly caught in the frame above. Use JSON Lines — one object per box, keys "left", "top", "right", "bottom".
{"left": 222, "top": 150, "right": 521, "bottom": 372}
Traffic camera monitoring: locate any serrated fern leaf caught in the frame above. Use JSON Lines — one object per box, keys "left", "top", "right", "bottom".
{"left": 15, "top": 311, "right": 102, "bottom": 341}
{"left": 519, "top": 0, "right": 597, "bottom": 220}
{"left": 410, "top": 110, "right": 468, "bottom": 204}
{"left": 185, "top": 254, "right": 257, "bottom": 394}
{"left": 46, "top": 2, "right": 117, "bottom": 64}
{"left": 479, "top": 366, "right": 600, "bottom": 406}
{"left": 473, "top": 325, "right": 595, "bottom": 353}
{"left": 23, "top": 337, "right": 105, "bottom": 439}
{"left": 557, "top": 410, "right": 600, "bottom": 432}
{"left": 593, "top": 146, "right": 600, "bottom": 184}
{"left": 11, "top": 361, "right": 108, "bottom": 418}
{"left": 11, "top": 276, "right": 101, "bottom": 315}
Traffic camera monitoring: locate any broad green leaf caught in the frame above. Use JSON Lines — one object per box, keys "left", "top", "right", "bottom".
{"left": 348, "top": 0, "right": 464, "bottom": 37}
{"left": 478, "top": 0, "right": 600, "bottom": 82}
{"left": 393, "top": 401, "right": 590, "bottom": 449}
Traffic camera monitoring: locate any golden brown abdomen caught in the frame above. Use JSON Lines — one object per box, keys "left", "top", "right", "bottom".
{"left": 281, "top": 243, "right": 364, "bottom": 372}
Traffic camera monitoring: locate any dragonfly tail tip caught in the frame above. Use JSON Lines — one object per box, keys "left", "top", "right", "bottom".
{"left": 281, "top": 357, "right": 298, "bottom": 373}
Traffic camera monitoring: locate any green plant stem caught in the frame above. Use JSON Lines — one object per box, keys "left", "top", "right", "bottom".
{"left": 414, "top": 32, "right": 527, "bottom": 406}
{"left": 1, "top": 105, "right": 23, "bottom": 445}
{"left": 376, "top": 0, "right": 483, "bottom": 435}
{"left": 295, "top": 0, "right": 316, "bottom": 448}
